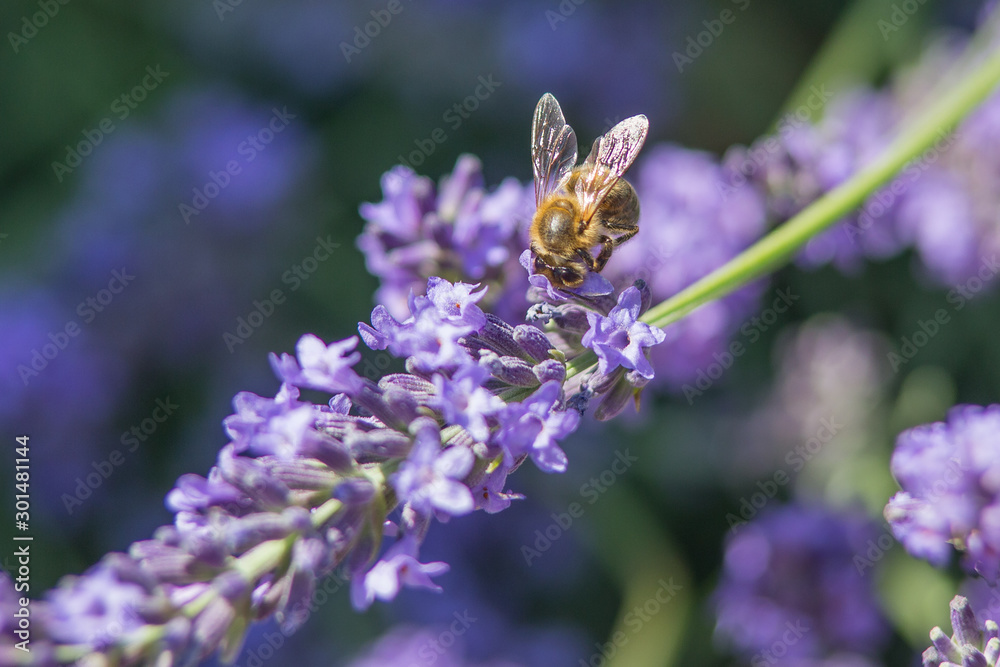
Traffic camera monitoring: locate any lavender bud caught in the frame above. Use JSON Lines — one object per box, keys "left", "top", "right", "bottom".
{"left": 533, "top": 358, "right": 566, "bottom": 384}
{"left": 283, "top": 506, "right": 313, "bottom": 533}
{"left": 931, "top": 626, "right": 962, "bottom": 663}
{"left": 378, "top": 373, "right": 436, "bottom": 400}
{"left": 986, "top": 638, "right": 1000, "bottom": 665}
{"left": 345, "top": 428, "right": 412, "bottom": 462}
{"left": 513, "top": 324, "right": 555, "bottom": 361}
{"left": 333, "top": 477, "right": 377, "bottom": 505}
{"left": 922, "top": 646, "right": 942, "bottom": 667}
{"left": 218, "top": 454, "right": 289, "bottom": 510}
{"left": 267, "top": 459, "right": 342, "bottom": 491}
{"left": 471, "top": 314, "right": 527, "bottom": 359}
{"left": 952, "top": 596, "right": 983, "bottom": 648}
{"left": 213, "top": 571, "right": 249, "bottom": 601}
{"left": 588, "top": 367, "right": 624, "bottom": 395}
{"left": 552, "top": 306, "right": 591, "bottom": 334}
{"left": 594, "top": 377, "right": 636, "bottom": 422}
{"left": 225, "top": 513, "right": 297, "bottom": 553}
{"left": 962, "top": 646, "right": 989, "bottom": 667}
{"left": 191, "top": 597, "right": 236, "bottom": 659}
{"left": 130, "top": 541, "right": 196, "bottom": 583}
{"left": 479, "top": 351, "right": 538, "bottom": 386}
{"left": 625, "top": 369, "right": 652, "bottom": 388}
{"left": 987, "top": 620, "right": 1000, "bottom": 644}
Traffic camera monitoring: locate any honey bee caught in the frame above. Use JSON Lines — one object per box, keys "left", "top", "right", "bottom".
{"left": 529, "top": 93, "right": 649, "bottom": 290}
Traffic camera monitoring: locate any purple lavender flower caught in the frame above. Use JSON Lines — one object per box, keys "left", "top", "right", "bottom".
{"left": 922, "top": 595, "right": 1000, "bottom": 667}
{"left": 885, "top": 404, "right": 1000, "bottom": 580}
{"left": 470, "top": 462, "right": 525, "bottom": 514}
{"left": 360, "top": 279, "right": 489, "bottom": 373}
{"left": 432, "top": 365, "right": 505, "bottom": 443}
{"left": 494, "top": 381, "right": 579, "bottom": 474}
{"left": 38, "top": 555, "right": 159, "bottom": 649}
{"left": 357, "top": 156, "right": 533, "bottom": 322}
{"left": 581, "top": 286, "right": 665, "bottom": 379}
{"left": 350, "top": 537, "right": 451, "bottom": 611}
{"left": 713, "top": 504, "right": 889, "bottom": 662}
{"left": 392, "top": 420, "right": 475, "bottom": 518}
{"left": 269, "top": 334, "right": 365, "bottom": 395}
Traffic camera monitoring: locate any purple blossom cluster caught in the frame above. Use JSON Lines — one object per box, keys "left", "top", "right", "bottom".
{"left": 725, "top": 33, "right": 1000, "bottom": 287}
{"left": 356, "top": 155, "right": 534, "bottom": 324}
{"left": 713, "top": 504, "right": 888, "bottom": 664}
{"left": 922, "top": 595, "right": 1000, "bottom": 667}
{"left": 884, "top": 404, "right": 1000, "bottom": 581}
{"left": 3, "top": 275, "right": 661, "bottom": 664}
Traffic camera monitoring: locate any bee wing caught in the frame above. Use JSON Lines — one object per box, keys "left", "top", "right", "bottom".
{"left": 531, "top": 93, "right": 578, "bottom": 207}
{"left": 574, "top": 114, "right": 648, "bottom": 222}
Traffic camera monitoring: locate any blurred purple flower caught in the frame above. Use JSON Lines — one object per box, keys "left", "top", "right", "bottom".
{"left": 885, "top": 404, "right": 1000, "bottom": 580}
{"left": 714, "top": 504, "right": 889, "bottom": 662}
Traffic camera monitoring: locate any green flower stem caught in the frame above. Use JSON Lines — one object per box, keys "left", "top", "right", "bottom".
{"left": 641, "top": 44, "right": 1000, "bottom": 332}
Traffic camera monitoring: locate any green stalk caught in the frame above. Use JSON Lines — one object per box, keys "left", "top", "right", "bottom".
{"left": 641, "top": 44, "right": 1000, "bottom": 331}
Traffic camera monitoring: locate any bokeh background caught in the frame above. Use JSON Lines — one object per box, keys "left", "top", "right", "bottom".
{"left": 1, "top": 0, "right": 997, "bottom": 665}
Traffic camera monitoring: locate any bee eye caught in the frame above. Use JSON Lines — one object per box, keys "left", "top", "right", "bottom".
{"left": 555, "top": 267, "right": 578, "bottom": 282}
{"left": 534, "top": 256, "right": 546, "bottom": 272}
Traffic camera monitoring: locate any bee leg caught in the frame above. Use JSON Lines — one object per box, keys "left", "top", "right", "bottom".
{"left": 603, "top": 221, "right": 639, "bottom": 247}
{"left": 575, "top": 247, "right": 598, "bottom": 271}
{"left": 592, "top": 236, "right": 615, "bottom": 272}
